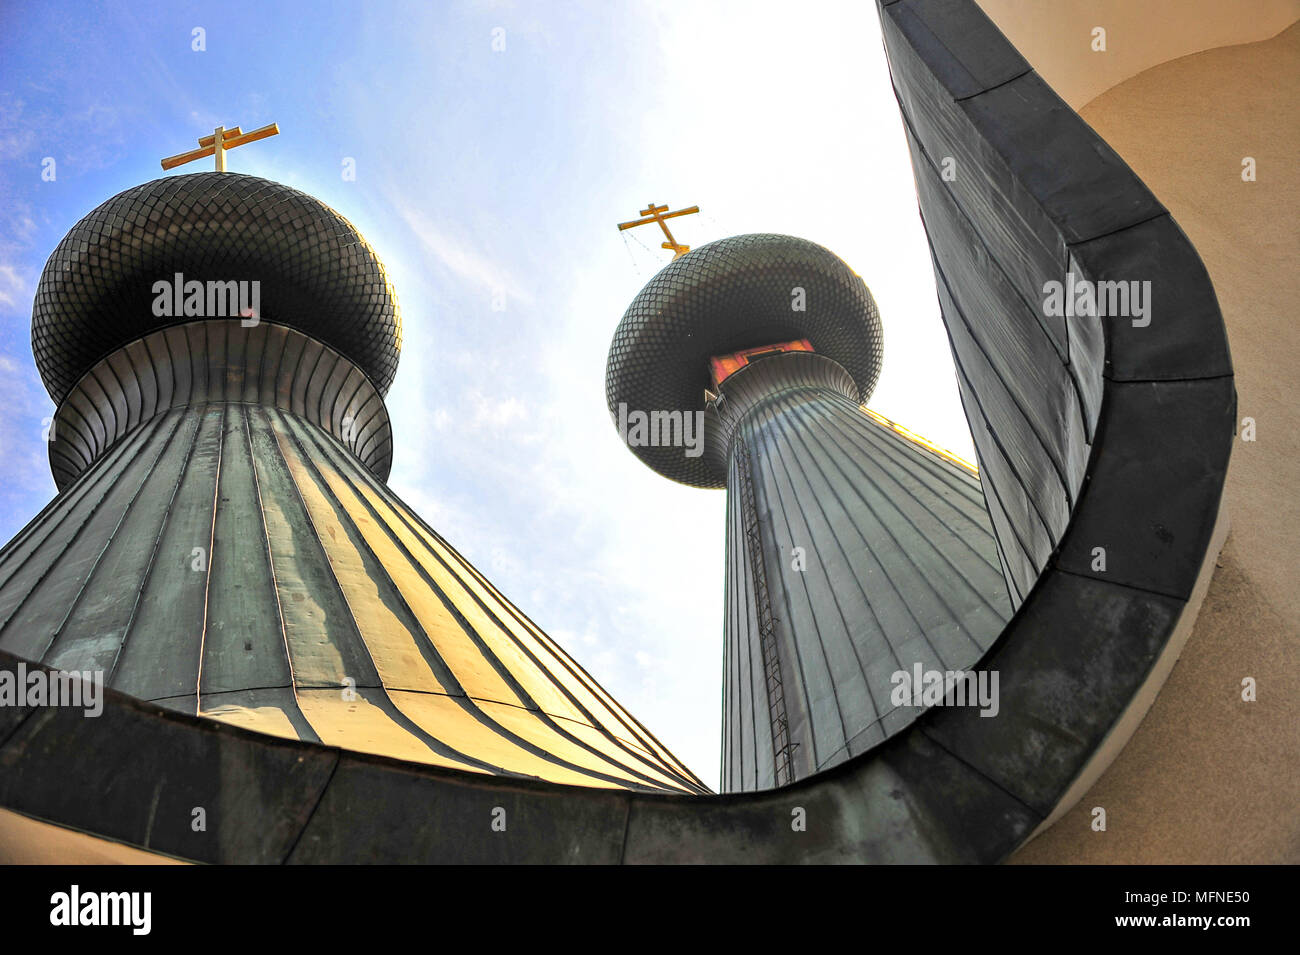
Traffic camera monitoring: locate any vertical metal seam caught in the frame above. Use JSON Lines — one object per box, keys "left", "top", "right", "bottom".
{"left": 951, "top": 360, "right": 1054, "bottom": 572}
{"left": 140, "top": 332, "right": 166, "bottom": 421}
{"left": 732, "top": 455, "right": 760, "bottom": 790}
{"left": 364, "top": 455, "right": 700, "bottom": 781}
{"left": 755, "top": 391, "right": 858, "bottom": 773}
{"left": 284, "top": 412, "right": 680, "bottom": 792}
{"left": 816, "top": 397, "right": 1009, "bottom": 622}
{"left": 0, "top": 415, "right": 170, "bottom": 639}
{"left": 299, "top": 417, "right": 703, "bottom": 790}
{"left": 55, "top": 400, "right": 100, "bottom": 471}
{"left": 96, "top": 359, "right": 129, "bottom": 446}
{"left": 313, "top": 351, "right": 339, "bottom": 432}
{"left": 194, "top": 401, "right": 227, "bottom": 711}
{"left": 240, "top": 402, "right": 316, "bottom": 741}
{"left": 82, "top": 370, "right": 114, "bottom": 456}
{"left": 285, "top": 399, "right": 699, "bottom": 784}
{"left": 119, "top": 339, "right": 151, "bottom": 428}
{"left": 37, "top": 408, "right": 188, "bottom": 664}
{"left": 107, "top": 406, "right": 206, "bottom": 686}
{"left": 268, "top": 323, "right": 290, "bottom": 404}
{"left": 261, "top": 406, "right": 550, "bottom": 779}
{"left": 905, "top": 119, "right": 1098, "bottom": 454}
{"left": 861, "top": 405, "right": 991, "bottom": 509}
{"left": 932, "top": 258, "right": 1077, "bottom": 509}
{"left": 258, "top": 403, "right": 506, "bottom": 771}
{"left": 719, "top": 484, "right": 733, "bottom": 790}
{"left": 841, "top": 403, "right": 1008, "bottom": 596}
{"left": 297, "top": 339, "right": 327, "bottom": 420}
{"left": 253, "top": 321, "right": 271, "bottom": 407}
{"left": 851, "top": 416, "right": 1005, "bottom": 574}
{"left": 277, "top": 750, "right": 342, "bottom": 865}
{"left": 335, "top": 369, "right": 367, "bottom": 457}
{"left": 772, "top": 389, "right": 948, "bottom": 670}
{"left": 0, "top": 411, "right": 117, "bottom": 569}
{"left": 767, "top": 389, "right": 972, "bottom": 771}
{"left": 735, "top": 434, "right": 796, "bottom": 787}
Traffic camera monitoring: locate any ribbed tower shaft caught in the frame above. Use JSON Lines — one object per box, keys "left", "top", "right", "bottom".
{"left": 715, "top": 352, "right": 1010, "bottom": 791}
{"left": 0, "top": 321, "right": 704, "bottom": 794}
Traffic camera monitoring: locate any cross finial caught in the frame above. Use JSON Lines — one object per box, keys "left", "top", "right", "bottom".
{"left": 617, "top": 201, "right": 700, "bottom": 259}
{"left": 161, "top": 122, "right": 280, "bottom": 172}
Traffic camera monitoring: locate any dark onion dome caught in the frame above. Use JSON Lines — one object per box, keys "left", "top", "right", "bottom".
{"left": 31, "top": 172, "right": 401, "bottom": 404}
{"left": 605, "top": 233, "right": 884, "bottom": 488}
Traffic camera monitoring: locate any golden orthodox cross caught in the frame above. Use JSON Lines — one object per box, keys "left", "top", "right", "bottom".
{"left": 161, "top": 122, "right": 280, "bottom": 172}
{"left": 617, "top": 202, "right": 700, "bottom": 258}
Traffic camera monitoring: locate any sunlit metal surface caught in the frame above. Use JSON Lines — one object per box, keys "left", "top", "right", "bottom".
{"left": 0, "top": 326, "right": 704, "bottom": 795}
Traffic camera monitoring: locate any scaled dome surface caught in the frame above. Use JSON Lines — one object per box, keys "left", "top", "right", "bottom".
{"left": 605, "top": 233, "right": 884, "bottom": 487}
{"left": 32, "top": 172, "right": 402, "bottom": 403}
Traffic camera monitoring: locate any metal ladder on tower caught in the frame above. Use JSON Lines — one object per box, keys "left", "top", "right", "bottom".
{"left": 736, "top": 440, "right": 797, "bottom": 786}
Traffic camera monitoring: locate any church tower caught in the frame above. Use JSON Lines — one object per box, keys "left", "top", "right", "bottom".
{"left": 1, "top": 167, "right": 703, "bottom": 796}
{"left": 606, "top": 233, "right": 1010, "bottom": 790}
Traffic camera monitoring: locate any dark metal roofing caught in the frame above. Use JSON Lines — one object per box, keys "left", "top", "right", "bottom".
{"left": 31, "top": 172, "right": 402, "bottom": 403}
{"left": 605, "top": 234, "right": 884, "bottom": 488}
{"left": 48, "top": 321, "right": 393, "bottom": 489}
{"left": 0, "top": 390, "right": 704, "bottom": 795}
{"left": 716, "top": 354, "right": 1010, "bottom": 791}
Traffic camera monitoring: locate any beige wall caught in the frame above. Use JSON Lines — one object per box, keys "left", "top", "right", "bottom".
{"left": 977, "top": 0, "right": 1300, "bottom": 107}
{"left": 0, "top": 807, "right": 185, "bottom": 864}
{"left": 1012, "top": 22, "right": 1300, "bottom": 863}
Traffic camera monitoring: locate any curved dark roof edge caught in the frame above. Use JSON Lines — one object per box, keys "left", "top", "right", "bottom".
{"left": 0, "top": 648, "right": 1030, "bottom": 863}
{"left": 0, "top": 0, "right": 1234, "bottom": 862}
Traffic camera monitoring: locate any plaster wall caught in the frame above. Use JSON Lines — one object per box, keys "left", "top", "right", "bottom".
{"left": 976, "top": 0, "right": 1300, "bottom": 107}
{"left": 1013, "top": 22, "right": 1300, "bottom": 864}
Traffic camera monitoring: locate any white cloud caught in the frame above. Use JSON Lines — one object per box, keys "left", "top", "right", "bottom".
{"left": 468, "top": 392, "right": 529, "bottom": 431}
{"left": 394, "top": 206, "right": 534, "bottom": 307}
{"left": 0, "top": 262, "right": 28, "bottom": 310}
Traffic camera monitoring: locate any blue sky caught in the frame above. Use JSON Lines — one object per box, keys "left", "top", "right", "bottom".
{"left": 0, "top": 0, "right": 973, "bottom": 787}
